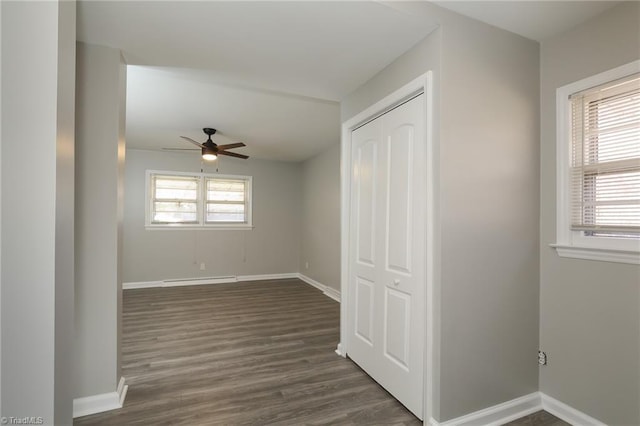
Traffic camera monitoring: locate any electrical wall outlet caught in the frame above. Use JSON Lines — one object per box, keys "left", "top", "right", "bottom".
{"left": 538, "top": 350, "right": 547, "bottom": 366}
{"left": 200, "top": 262, "right": 206, "bottom": 270}
{"left": 305, "top": 261, "right": 309, "bottom": 269}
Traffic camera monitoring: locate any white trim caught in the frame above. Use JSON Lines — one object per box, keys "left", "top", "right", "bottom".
{"left": 163, "top": 276, "right": 236, "bottom": 286}
{"left": 73, "top": 377, "right": 128, "bottom": 418}
{"left": 335, "top": 343, "right": 346, "bottom": 357}
{"left": 541, "top": 393, "right": 607, "bottom": 426}
{"left": 323, "top": 286, "right": 341, "bottom": 303}
{"left": 123, "top": 280, "right": 163, "bottom": 290}
{"left": 423, "top": 71, "right": 436, "bottom": 426}
{"left": 116, "top": 377, "right": 128, "bottom": 408}
{"left": 123, "top": 273, "right": 340, "bottom": 302}
{"left": 298, "top": 273, "right": 341, "bottom": 302}
{"left": 551, "top": 244, "right": 640, "bottom": 264}
{"left": 236, "top": 273, "right": 298, "bottom": 282}
{"left": 429, "top": 393, "right": 541, "bottom": 426}
{"left": 297, "top": 273, "right": 325, "bottom": 291}
{"left": 426, "top": 392, "right": 608, "bottom": 426}
{"left": 145, "top": 225, "right": 254, "bottom": 231}
{"left": 554, "top": 60, "right": 640, "bottom": 264}
{"left": 340, "top": 72, "right": 436, "bottom": 423}
{"left": 164, "top": 276, "right": 235, "bottom": 283}
{"left": 123, "top": 277, "right": 236, "bottom": 290}
{"left": 123, "top": 273, "right": 301, "bottom": 290}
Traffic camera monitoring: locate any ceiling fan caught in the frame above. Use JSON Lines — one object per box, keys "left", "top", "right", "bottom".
{"left": 164, "top": 128, "right": 249, "bottom": 160}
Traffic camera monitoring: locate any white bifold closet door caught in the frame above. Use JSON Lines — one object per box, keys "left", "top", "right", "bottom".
{"left": 347, "top": 93, "right": 426, "bottom": 419}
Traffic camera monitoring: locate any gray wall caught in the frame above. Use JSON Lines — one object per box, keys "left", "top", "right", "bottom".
{"left": 1, "top": 1, "right": 76, "bottom": 423}
{"left": 342, "top": 3, "right": 540, "bottom": 422}
{"left": 341, "top": 26, "right": 441, "bottom": 122}
{"left": 1, "top": 2, "right": 3, "bottom": 413}
{"left": 123, "top": 149, "right": 302, "bottom": 282}
{"left": 54, "top": 2, "right": 77, "bottom": 423}
{"left": 438, "top": 12, "right": 540, "bottom": 422}
{"left": 539, "top": 3, "right": 640, "bottom": 425}
{"left": 300, "top": 144, "right": 341, "bottom": 290}
{"left": 75, "top": 42, "right": 126, "bottom": 399}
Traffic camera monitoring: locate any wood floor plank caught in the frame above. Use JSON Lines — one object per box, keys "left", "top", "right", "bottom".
{"left": 74, "top": 279, "right": 421, "bottom": 426}
{"left": 73, "top": 279, "right": 568, "bottom": 426}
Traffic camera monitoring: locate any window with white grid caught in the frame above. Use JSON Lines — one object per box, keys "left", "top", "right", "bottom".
{"left": 555, "top": 61, "right": 640, "bottom": 264}
{"left": 205, "top": 178, "right": 248, "bottom": 223}
{"left": 147, "top": 171, "right": 252, "bottom": 229}
{"left": 150, "top": 174, "right": 199, "bottom": 224}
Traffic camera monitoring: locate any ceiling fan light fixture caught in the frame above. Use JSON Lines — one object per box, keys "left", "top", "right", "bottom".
{"left": 202, "top": 153, "right": 217, "bottom": 161}
{"left": 202, "top": 146, "right": 217, "bottom": 161}
{"left": 175, "top": 128, "right": 248, "bottom": 160}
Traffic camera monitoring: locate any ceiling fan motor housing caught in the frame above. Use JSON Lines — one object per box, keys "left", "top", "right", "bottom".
{"left": 175, "top": 128, "right": 249, "bottom": 160}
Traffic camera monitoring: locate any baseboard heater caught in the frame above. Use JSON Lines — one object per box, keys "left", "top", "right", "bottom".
{"left": 162, "top": 276, "right": 237, "bottom": 286}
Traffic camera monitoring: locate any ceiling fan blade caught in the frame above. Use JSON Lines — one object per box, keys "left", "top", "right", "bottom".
{"left": 180, "top": 136, "right": 205, "bottom": 148}
{"left": 217, "top": 142, "right": 246, "bottom": 151}
{"left": 162, "top": 148, "right": 200, "bottom": 151}
{"left": 218, "top": 151, "right": 249, "bottom": 159}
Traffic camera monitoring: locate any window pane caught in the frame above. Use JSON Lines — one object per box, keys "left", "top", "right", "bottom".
{"left": 584, "top": 90, "right": 640, "bottom": 164}
{"left": 148, "top": 173, "right": 251, "bottom": 227}
{"left": 581, "top": 171, "right": 640, "bottom": 227}
{"left": 206, "top": 203, "right": 245, "bottom": 223}
{"left": 154, "top": 176, "right": 198, "bottom": 200}
{"left": 571, "top": 73, "right": 640, "bottom": 234}
{"left": 206, "top": 179, "right": 246, "bottom": 202}
{"left": 155, "top": 187, "right": 198, "bottom": 200}
{"left": 154, "top": 201, "right": 198, "bottom": 212}
{"left": 153, "top": 212, "right": 198, "bottom": 223}
{"left": 152, "top": 201, "right": 198, "bottom": 223}
{"left": 207, "top": 190, "right": 245, "bottom": 202}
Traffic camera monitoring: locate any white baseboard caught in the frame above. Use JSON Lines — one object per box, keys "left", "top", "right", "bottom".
{"left": 116, "top": 376, "right": 128, "bottom": 408}
{"left": 297, "top": 273, "right": 325, "bottom": 291}
{"left": 428, "top": 392, "right": 608, "bottom": 426}
{"left": 541, "top": 393, "right": 606, "bottom": 426}
{"left": 323, "top": 286, "right": 341, "bottom": 302}
{"left": 335, "top": 343, "right": 346, "bottom": 357}
{"left": 430, "top": 392, "right": 541, "bottom": 426}
{"left": 124, "top": 273, "right": 341, "bottom": 303}
{"left": 123, "top": 280, "right": 162, "bottom": 289}
{"left": 124, "top": 273, "right": 298, "bottom": 290}
{"left": 164, "top": 276, "right": 236, "bottom": 286}
{"left": 73, "top": 377, "right": 128, "bottom": 418}
{"left": 237, "top": 273, "right": 298, "bottom": 282}
{"left": 297, "top": 273, "right": 341, "bottom": 302}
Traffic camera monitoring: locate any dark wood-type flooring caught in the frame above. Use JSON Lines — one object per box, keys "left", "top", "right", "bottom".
{"left": 504, "top": 411, "right": 569, "bottom": 426}
{"left": 75, "top": 279, "right": 568, "bottom": 426}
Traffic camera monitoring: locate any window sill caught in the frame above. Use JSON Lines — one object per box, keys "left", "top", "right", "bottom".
{"left": 145, "top": 225, "right": 254, "bottom": 231}
{"left": 550, "top": 244, "right": 640, "bottom": 265}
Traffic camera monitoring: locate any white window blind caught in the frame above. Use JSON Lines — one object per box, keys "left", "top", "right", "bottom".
{"left": 206, "top": 178, "right": 247, "bottom": 223}
{"left": 151, "top": 175, "right": 199, "bottom": 224}
{"left": 147, "top": 171, "right": 252, "bottom": 228}
{"left": 569, "top": 73, "right": 640, "bottom": 235}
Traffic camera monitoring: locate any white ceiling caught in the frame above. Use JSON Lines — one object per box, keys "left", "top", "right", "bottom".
{"left": 77, "top": 1, "right": 619, "bottom": 162}
{"left": 434, "top": 1, "right": 619, "bottom": 42}
{"left": 126, "top": 66, "right": 340, "bottom": 162}
{"left": 77, "top": 1, "right": 436, "bottom": 161}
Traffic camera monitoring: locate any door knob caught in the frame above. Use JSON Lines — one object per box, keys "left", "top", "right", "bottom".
{"left": 393, "top": 278, "right": 400, "bottom": 286}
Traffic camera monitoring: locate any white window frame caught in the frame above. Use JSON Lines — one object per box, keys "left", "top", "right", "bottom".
{"left": 145, "top": 170, "right": 253, "bottom": 230}
{"left": 553, "top": 60, "right": 640, "bottom": 264}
